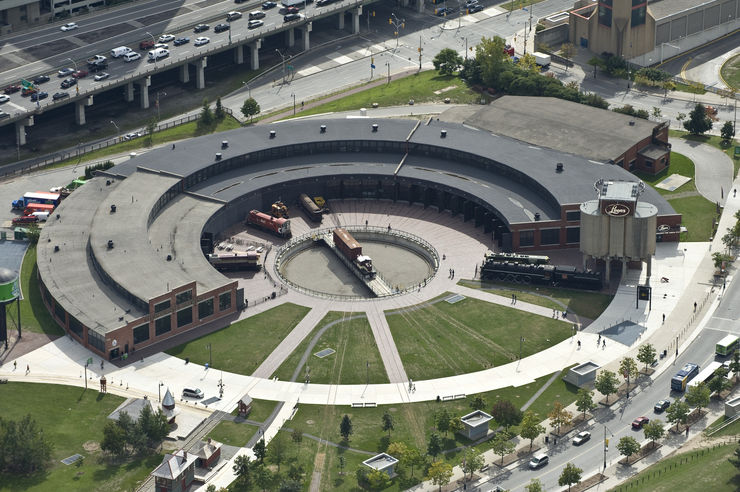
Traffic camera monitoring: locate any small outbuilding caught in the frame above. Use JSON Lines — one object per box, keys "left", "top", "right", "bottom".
{"left": 725, "top": 396, "right": 740, "bottom": 418}
{"left": 459, "top": 410, "right": 493, "bottom": 440}
{"left": 151, "top": 449, "right": 197, "bottom": 492}
{"left": 362, "top": 453, "right": 399, "bottom": 478}
{"left": 563, "top": 361, "right": 601, "bottom": 387}
{"left": 191, "top": 438, "right": 222, "bottom": 470}
{"left": 237, "top": 395, "right": 253, "bottom": 418}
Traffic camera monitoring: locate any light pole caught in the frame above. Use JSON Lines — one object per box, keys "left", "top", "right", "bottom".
{"left": 518, "top": 336, "right": 525, "bottom": 359}
{"left": 158, "top": 381, "right": 164, "bottom": 402}
{"left": 389, "top": 13, "right": 405, "bottom": 49}
{"left": 156, "top": 91, "right": 166, "bottom": 120}
{"left": 603, "top": 425, "right": 614, "bottom": 471}
{"left": 66, "top": 57, "right": 78, "bottom": 73}
{"left": 206, "top": 343, "right": 212, "bottom": 368}
{"left": 242, "top": 81, "right": 251, "bottom": 99}
{"left": 291, "top": 93, "right": 296, "bottom": 115}
{"left": 366, "top": 361, "right": 369, "bottom": 384}
{"left": 146, "top": 31, "right": 157, "bottom": 64}
{"left": 275, "top": 49, "right": 287, "bottom": 84}
{"left": 110, "top": 120, "right": 120, "bottom": 142}
{"left": 385, "top": 61, "right": 390, "bottom": 84}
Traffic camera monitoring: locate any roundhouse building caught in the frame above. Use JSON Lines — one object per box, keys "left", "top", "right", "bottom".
{"left": 37, "top": 118, "right": 679, "bottom": 356}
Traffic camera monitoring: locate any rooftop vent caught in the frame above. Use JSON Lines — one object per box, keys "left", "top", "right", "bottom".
{"left": 556, "top": 163, "right": 564, "bottom": 173}
{"left": 629, "top": 120, "right": 635, "bottom": 126}
{"left": 166, "top": 254, "right": 172, "bottom": 261}
{"left": 107, "top": 240, "right": 114, "bottom": 249}
{"left": 534, "top": 212, "right": 541, "bottom": 221}
{"left": 215, "top": 153, "right": 222, "bottom": 161}
{"left": 110, "top": 204, "right": 116, "bottom": 213}
{"left": 440, "top": 129, "right": 447, "bottom": 138}
{"left": 54, "top": 245, "right": 59, "bottom": 252}
{"left": 269, "top": 130, "right": 276, "bottom": 139}
{"left": 221, "top": 140, "right": 229, "bottom": 149}
{"left": 106, "top": 180, "right": 111, "bottom": 186}
{"left": 320, "top": 125, "right": 326, "bottom": 133}
{"left": 372, "top": 124, "right": 378, "bottom": 132}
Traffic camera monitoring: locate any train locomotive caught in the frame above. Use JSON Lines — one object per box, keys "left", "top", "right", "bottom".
{"left": 246, "top": 210, "right": 291, "bottom": 238}
{"left": 480, "top": 255, "right": 602, "bottom": 290}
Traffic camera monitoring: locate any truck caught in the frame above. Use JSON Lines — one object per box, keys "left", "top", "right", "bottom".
{"left": 333, "top": 228, "right": 376, "bottom": 278}
{"left": 282, "top": 0, "right": 312, "bottom": 9}
{"left": 246, "top": 210, "right": 291, "bottom": 237}
{"left": 87, "top": 54, "right": 107, "bottom": 69}
{"left": 23, "top": 203, "right": 55, "bottom": 216}
{"left": 533, "top": 52, "right": 551, "bottom": 68}
{"left": 11, "top": 191, "right": 61, "bottom": 210}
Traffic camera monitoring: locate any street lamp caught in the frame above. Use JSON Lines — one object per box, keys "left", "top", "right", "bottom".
{"left": 66, "top": 57, "right": 78, "bottom": 73}
{"left": 110, "top": 120, "right": 120, "bottom": 142}
{"left": 275, "top": 49, "right": 287, "bottom": 84}
{"left": 603, "top": 425, "right": 614, "bottom": 471}
{"left": 385, "top": 61, "right": 390, "bottom": 84}
{"left": 156, "top": 91, "right": 166, "bottom": 120}
{"left": 206, "top": 343, "right": 212, "bottom": 368}
{"left": 242, "top": 81, "right": 251, "bottom": 99}
{"left": 158, "top": 381, "right": 164, "bottom": 402}
{"left": 291, "top": 93, "right": 296, "bottom": 115}
{"left": 389, "top": 13, "right": 405, "bottom": 49}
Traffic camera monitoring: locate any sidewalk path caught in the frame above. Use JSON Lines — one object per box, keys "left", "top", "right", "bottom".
{"left": 670, "top": 139, "right": 735, "bottom": 205}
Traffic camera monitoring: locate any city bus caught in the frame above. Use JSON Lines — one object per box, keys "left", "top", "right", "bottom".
{"left": 670, "top": 362, "right": 700, "bottom": 392}
{"left": 716, "top": 335, "right": 739, "bottom": 357}
{"left": 687, "top": 361, "right": 723, "bottom": 390}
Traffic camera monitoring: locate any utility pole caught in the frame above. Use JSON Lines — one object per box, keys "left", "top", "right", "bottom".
{"left": 603, "top": 425, "right": 613, "bottom": 471}
{"left": 418, "top": 35, "right": 422, "bottom": 70}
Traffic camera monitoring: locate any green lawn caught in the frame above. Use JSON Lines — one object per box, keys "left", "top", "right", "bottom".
{"left": 705, "top": 413, "right": 740, "bottom": 438}
{"left": 609, "top": 444, "right": 740, "bottom": 492}
{"left": 386, "top": 295, "right": 571, "bottom": 380}
{"left": 635, "top": 151, "right": 696, "bottom": 197}
{"left": 720, "top": 53, "right": 740, "bottom": 91}
{"left": 669, "top": 195, "right": 718, "bottom": 242}
{"left": 165, "top": 303, "right": 310, "bottom": 374}
{"left": 0, "top": 382, "right": 161, "bottom": 492}
{"left": 669, "top": 129, "right": 739, "bottom": 178}
{"left": 271, "top": 311, "right": 389, "bottom": 385}
{"left": 208, "top": 420, "right": 260, "bottom": 447}
{"left": 457, "top": 279, "right": 613, "bottom": 321}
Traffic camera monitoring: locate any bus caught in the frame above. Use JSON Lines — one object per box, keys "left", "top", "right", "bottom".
{"left": 716, "top": 335, "right": 739, "bottom": 357}
{"left": 687, "top": 361, "right": 723, "bottom": 390}
{"left": 671, "top": 363, "right": 700, "bottom": 392}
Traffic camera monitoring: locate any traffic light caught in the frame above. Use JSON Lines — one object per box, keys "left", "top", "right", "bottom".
{"left": 371, "top": 57, "right": 374, "bottom": 64}
{"left": 605, "top": 438, "right": 609, "bottom": 447}
{"left": 401, "top": 22, "right": 405, "bottom": 28}
{"left": 372, "top": 10, "right": 375, "bottom": 16}
{"left": 389, "top": 18, "right": 392, "bottom": 24}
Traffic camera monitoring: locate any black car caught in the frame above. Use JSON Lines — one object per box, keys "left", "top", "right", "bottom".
{"left": 214, "top": 23, "right": 230, "bottom": 33}
{"left": 52, "top": 91, "right": 69, "bottom": 101}
{"left": 262, "top": 1, "right": 277, "bottom": 8}
{"left": 436, "top": 7, "right": 454, "bottom": 16}
{"left": 194, "top": 23, "right": 210, "bottom": 33}
{"left": 33, "top": 75, "right": 50, "bottom": 85}
{"left": 60, "top": 77, "right": 77, "bottom": 89}
{"left": 468, "top": 4, "right": 483, "bottom": 12}
{"left": 654, "top": 399, "right": 670, "bottom": 413}
{"left": 283, "top": 13, "right": 301, "bottom": 21}
{"left": 173, "top": 37, "right": 190, "bottom": 46}
{"left": 30, "top": 91, "right": 48, "bottom": 101}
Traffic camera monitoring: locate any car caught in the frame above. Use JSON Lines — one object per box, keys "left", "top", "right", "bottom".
{"left": 72, "top": 69, "right": 88, "bottom": 79}
{"left": 572, "top": 431, "right": 591, "bottom": 445}
{"left": 60, "top": 77, "right": 77, "bottom": 89}
{"left": 123, "top": 131, "right": 142, "bottom": 141}
{"left": 52, "top": 92, "right": 69, "bottom": 101}
{"left": 283, "top": 13, "right": 302, "bottom": 21}
{"left": 153, "top": 43, "right": 169, "bottom": 50}
{"left": 436, "top": 7, "right": 454, "bottom": 16}
{"left": 214, "top": 23, "right": 230, "bottom": 33}
{"left": 0, "top": 110, "right": 9, "bottom": 119}
{"left": 57, "top": 67, "right": 75, "bottom": 77}
{"left": 226, "top": 11, "right": 243, "bottom": 21}
{"left": 464, "top": 0, "right": 478, "bottom": 7}
{"left": 194, "top": 23, "right": 210, "bottom": 33}
{"left": 60, "top": 22, "right": 78, "bottom": 31}
{"left": 0, "top": 94, "right": 9, "bottom": 103}
{"left": 528, "top": 453, "right": 548, "bottom": 469}
{"left": 182, "top": 387, "right": 204, "bottom": 399}
{"left": 262, "top": 1, "right": 277, "bottom": 8}
{"left": 654, "top": 400, "right": 670, "bottom": 413}
{"left": 123, "top": 52, "right": 141, "bottom": 62}
{"left": 12, "top": 215, "right": 39, "bottom": 225}
{"left": 139, "top": 40, "right": 155, "bottom": 50}
{"left": 21, "top": 87, "right": 37, "bottom": 97}
{"left": 30, "top": 91, "right": 48, "bottom": 101}
{"left": 248, "top": 19, "right": 264, "bottom": 29}
{"left": 249, "top": 10, "right": 266, "bottom": 19}
{"left": 468, "top": 4, "right": 483, "bottom": 13}
{"left": 194, "top": 36, "right": 210, "bottom": 46}
{"left": 94, "top": 72, "right": 110, "bottom": 81}
{"left": 631, "top": 416, "right": 650, "bottom": 429}
{"left": 158, "top": 34, "right": 175, "bottom": 42}
{"left": 4, "top": 84, "right": 21, "bottom": 94}
{"left": 284, "top": 6, "right": 299, "bottom": 14}
{"left": 32, "top": 75, "right": 50, "bottom": 85}
{"left": 173, "top": 37, "right": 190, "bottom": 46}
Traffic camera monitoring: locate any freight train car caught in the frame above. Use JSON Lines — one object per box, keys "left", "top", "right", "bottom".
{"left": 480, "top": 260, "right": 602, "bottom": 290}
{"left": 208, "top": 251, "right": 261, "bottom": 271}
{"left": 483, "top": 251, "right": 550, "bottom": 265}
{"left": 333, "top": 228, "right": 376, "bottom": 278}
{"left": 246, "top": 210, "right": 291, "bottom": 238}
{"left": 299, "top": 193, "right": 323, "bottom": 222}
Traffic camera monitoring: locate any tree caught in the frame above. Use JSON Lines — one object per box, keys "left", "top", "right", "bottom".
{"left": 558, "top": 462, "right": 582, "bottom": 491}
{"left": 425, "top": 460, "right": 453, "bottom": 491}
{"left": 287, "top": 461, "right": 305, "bottom": 482}
{"left": 255, "top": 463, "right": 273, "bottom": 491}
{"left": 731, "top": 352, "right": 740, "bottom": 383}
{"left": 427, "top": 432, "right": 442, "bottom": 458}
{"left": 652, "top": 106, "right": 662, "bottom": 118}
{"left": 548, "top": 401, "right": 572, "bottom": 435}
{"left": 676, "top": 112, "right": 687, "bottom": 122}
{"left": 525, "top": 478, "right": 544, "bottom": 492}
{"left": 198, "top": 98, "right": 213, "bottom": 129}
{"left": 432, "top": 48, "right": 463, "bottom": 75}
{"left": 684, "top": 103, "right": 713, "bottom": 135}
{"left": 709, "top": 368, "right": 731, "bottom": 396}
{"left": 382, "top": 410, "right": 394, "bottom": 438}
{"left": 214, "top": 97, "right": 226, "bottom": 120}
{"left": 449, "top": 417, "right": 465, "bottom": 436}
{"left": 233, "top": 454, "right": 253, "bottom": 489}
{"left": 145, "top": 118, "right": 157, "bottom": 146}
{"left": 491, "top": 430, "right": 515, "bottom": 465}
{"left": 338, "top": 455, "right": 346, "bottom": 475}
{"left": 240, "top": 97, "right": 261, "bottom": 122}
{"left": 340, "top": 414, "right": 353, "bottom": 441}
{"left": 491, "top": 399, "right": 523, "bottom": 430}
{"left": 268, "top": 434, "right": 286, "bottom": 472}
{"left": 595, "top": 369, "right": 619, "bottom": 403}
{"left": 279, "top": 479, "right": 302, "bottom": 492}
{"left": 686, "top": 382, "right": 711, "bottom": 412}
{"left": 617, "top": 436, "right": 640, "bottom": 461}
{"left": 520, "top": 410, "right": 545, "bottom": 450}
{"left": 460, "top": 448, "right": 484, "bottom": 480}
{"left": 729, "top": 445, "right": 740, "bottom": 468}
{"left": 364, "top": 468, "right": 390, "bottom": 489}
{"left": 253, "top": 438, "right": 267, "bottom": 463}
{"left": 435, "top": 408, "right": 452, "bottom": 436}
{"left": 400, "top": 445, "right": 423, "bottom": 478}
{"left": 560, "top": 43, "right": 575, "bottom": 70}
{"left": 470, "top": 395, "right": 486, "bottom": 411}
{"left": 666, "top": 399, "right": 690, "bottom": 430}
{"left": 619, "top": 357, "right": 639, "bottom": 396}
{"left": 291, "top": 428, "right": 303, "bottom": 443}
{"left": 476, "top": 36, "right": 510, "bottom": 87}
{"left": 575, "top": 388, "right": 595, "bottom": 421}
{"left": 643, "top": 420, "right": 665, "bottom": 449}
{"left": 101, "top": 420, "right": 126, "bottom": 457}
{"left": 137, "top": 405, "right": 168, "bottom": 448}
{"left": 637, "top": 343, "right": 657, "bottom": 371}
{"left": 721, "top": 121, "right": 736, "bottom": 142}
{"left": 518, "top": 53, "right": 539, "bottom": 73}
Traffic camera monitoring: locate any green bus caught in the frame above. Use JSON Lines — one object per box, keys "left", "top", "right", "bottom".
{"left": 716, "top": 335, "right": 739, "bottom": 357}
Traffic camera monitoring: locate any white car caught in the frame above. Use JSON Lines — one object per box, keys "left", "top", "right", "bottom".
{"left": 123, "top": 131, "right": 142, "bottom": 141}
{"left": 0, "top": 94, "right": 9, "bottom": 103}
{"left": 153, "top": 43, "right": 169, "bottom": 50}
{"left": 94, "top": 72, "right": 110, "bottom": 81}
{"left": 158, "top": 34, "right": 175, "bottom": 42}
{"left": 194, "top": 36, "right": 210, "bottom": 46}
{"left": 60, "top": 22, "right": 78, "bottom": 31}
{"left": 123, "top": 52, "right": 141, "bottom": 62}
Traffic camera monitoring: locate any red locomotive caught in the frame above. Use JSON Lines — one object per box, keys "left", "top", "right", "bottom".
{"left": 246, "top": 210, "right": 291, "bottom": 237}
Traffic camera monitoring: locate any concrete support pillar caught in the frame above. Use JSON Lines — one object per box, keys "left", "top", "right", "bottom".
{"left": 300, "top": 22, "right": 312, "bottom": 50}
{"left": 417, "top": 0, "right": 424, "bottom": 13}
{"left": 605, "top": 258, "right": 610, "bottom": 282}
{"left": 15, "top": 117, "right": 33, "bottom": 146}
{"left": 75, "top": 100, "right": 86, "bottom": 125}
{"left": 136, "top": 76, "right": 151, "bottom": 109}
{"left": 337, "top": 11, "right": 345, "bottom": 30}
{"left": 234, "top": 44, "right": 244, "bottom": 64}
{"left": 622, "top": 258, "right": 627, "bottom": 277}
{"left": 646, "top": 255, "right": 652, "bottom": 280}
{"left": 124, "top": 82, "right": 135, "bottom": 102}
{"left": 400, "top": 0, "right": 409, "bottom": 6}
{"left": 195, "top": 57, "right": 208, "bottom": 90}
{"left": 285, "top": 28, "right": 295, "bottom": 47}
{"left": 179, "top": 64, "right": 190, "bottom": 83}
{"left": 352, "top": 6, "right": 362, "bottom": 34}
{"left": 250, "top": 39, "right": 262, "bottom": 70}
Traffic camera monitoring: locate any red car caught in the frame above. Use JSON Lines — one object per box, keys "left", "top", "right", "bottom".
{"left": 139, "top": 40, "right": 155, "bottom": 50}
{"left": 4, "top": 84, "right": 21, "bottom": 94}
{"left": 21, "top": 86, "right": 38, "bottom": 97}
{"left": 12, "top": 215, "right": 39, "bottom": 225}
{"left": 72, "top": 69, "right": 89, "bottom": 79}
{"left": 631, "top": 416, "right": 650, "bottom": 429}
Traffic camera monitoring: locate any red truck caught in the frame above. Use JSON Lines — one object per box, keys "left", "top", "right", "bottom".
{"left": 246, "top": 210, "right": 291, "bottom": 237}
{"left": 23, "top": 203, "right": 55, "bottom": 216}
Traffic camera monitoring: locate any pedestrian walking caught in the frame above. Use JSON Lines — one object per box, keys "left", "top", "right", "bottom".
{"left": 172, "top": 143, "right": 176, "bottom": 150}
{"left": 662, "top": 313, "right": 665, "bottom": 324}
{"left": 598, "top": 333, "right": 601, "bottom": 343}
{"left": 13, "top": 360, "right": 17, "bottom": 370}
{"left": 577, "top": 340, "right": 581, "bottom": 349}
{"left": 26, "top": 364, "right": 29, "bottom": 374}
{"left": 512, "top": 294, "right": 515, "bottom": 304}
{"left": 602, "top": 339, "right": 606, "bottom": 349}
{"left": 693, "top": 301, "right": 697, "bottom": 312}
{"left": 513, "top": 294, "right": 517, "bottom": 304}
{"left": 686, "top": 426, "right": 690, "bottom": 436}
{"left": 365, "top": 219, "right": 368, "bottom": 227}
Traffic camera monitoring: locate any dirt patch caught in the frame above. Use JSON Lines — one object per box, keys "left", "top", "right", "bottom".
{"left": 571, "top": 473, "right": 608, "bottom": 492}
{"left": 492, "top": 443, "right": 541, "bottom": 468}
{"left": 82, "top": 441, "right": 100, "bottom": 452}
{"left": 306, "top": 419, "right": 315, "bottom": 425}
{"left": 618, "top": 442, "right": 662, "bottom": 466}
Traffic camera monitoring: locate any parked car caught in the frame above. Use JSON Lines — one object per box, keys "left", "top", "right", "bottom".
{"left": 654, "top": 400, "right": 670, "bottom": 413}
{"left": 57, "top": 67, "right": 75, "bottom": 77}
{"left": 572, "top": 431, "right": 591, "bottom": 445}
{"left": 12, "top": 215, "right": 39, "bottom": 225}
{"left": 226, "top": 11, "right": 243, "bottom": 21}
{"left": 468, "top": 3, "right": 483, "bottom": 12}
{"left": 94, "top": 72, "right": 110, "bottom": 81}
{"left": 528, "top": 453, "right": 548, "bottom": 470}
{"left": 194, "top": 23, "right": 210, "bottom": 33}
{"left": 60, "top": 22, "right": 78, "bottom": 31}
{"left": 283, "top": 13, "right": 302, "bottom": 21}
{"left": 72, "top": 69, "right": 89, "bottom": 79}
{"left": 464, "top": 0, "right": 479, "bottom": 7}
{"left": 4, "top": 85, "right": 21, "bottom": 94}
{"left": 214, "top": 23, "right": 230, "bottom": 33}
{"left": 194, "top": 36, "right": 210, "bottom": 46}
{"left": 0, "top": 110, "right": 9, "bottom": 119}
{"left": 262, "top": 1, "right": 277, "bottom": 9}
{"left": 173, "top": 37, "right": 190, "bottom": 46}
{"left": 60, "top": 77, "right": 77, "bottom": 89}
{"left": 0, "top": 94, "right": 9, "bottom": 103}
{"left": 631, "top": 416, "right": 650, "bottom": 429}
{"left": 284, "top": 6, "right": 299, "bottom": 13}
{"left": 182, "top": 387, "right": 204, "bottom": 399}
{"left": 32, "top": 75, "right": 50, "bottom": 84}
{"left": 30, "top": 91, "right": 48, "bottom": 101}
{"left": 435, "top": 7, "right": 453, "bottom": 16}
{"left": 158, "top": 34, "right": 175, "bottom": 42}
{"left": 248, "top": 19, "right": 264, "bottom": 29}
{"left": 52, "top": 92, "right": 70, "bottom": 101}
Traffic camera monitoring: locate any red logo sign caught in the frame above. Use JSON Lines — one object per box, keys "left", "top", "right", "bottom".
{"left": 604, "top": 203, "right": 630, "bottom": 217}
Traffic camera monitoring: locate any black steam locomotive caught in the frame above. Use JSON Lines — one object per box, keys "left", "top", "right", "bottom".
{"left": 480, "top": 258, "right": 603, "bottom": 291}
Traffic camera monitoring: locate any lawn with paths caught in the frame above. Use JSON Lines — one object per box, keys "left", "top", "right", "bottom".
{"left": 209, "top": 398, "right": 283, "bottom": 446}
{"left": 634, "top": 152, "right": 697, "bottom": 197}
{"left": 0, "top": 382, "right": 161, "bottom": 492}
{"left": 386, "top": 295, "right": 571, "bottom": 380}
{"left": 271, "top": 311, "right": 388, "bottom": 385}
{"left": 669, "top": 195, "right": 717, "bottom": 243}
{"left": 669, "top": 129, "right": 739, "bottom": 178}
{"left": 165, "top": 303, "right": 310, "bottom": 374}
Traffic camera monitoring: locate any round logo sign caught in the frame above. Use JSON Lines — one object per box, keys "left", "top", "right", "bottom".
{"left": 605, "top": 203, "right": 630, "bottom": 217}
{"left": 657, "top": 224, "right": 670, "bottom": 232}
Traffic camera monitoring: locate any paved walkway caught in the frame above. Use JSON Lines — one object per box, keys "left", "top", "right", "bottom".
{"left": 670, "top": 138, "right": 735, "bottom": 205}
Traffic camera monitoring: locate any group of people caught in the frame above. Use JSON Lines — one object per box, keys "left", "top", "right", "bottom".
{"left": 448, "top": 268, "right": 455, "bottom": 279}
{"left": 510, "top": 293, "right": 518, "bottom": 305}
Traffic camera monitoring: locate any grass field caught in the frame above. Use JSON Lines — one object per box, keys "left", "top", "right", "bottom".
{"left": 386, "top": 295, "right": 571, "bottom": 380}
{"left": 669, "top": 195, "right": 718, "bottom": 242}
{"left": 271, "top": 311, "right": 389, "bottom": 385}
{"left": 705, "top": 414, "right": 740, "bottom": 438}
{"left": 165, "top": 303, "right": 310, "bottom": 374}
{"left": 609, "top": 443, "right": 740, "bottom": 492}
{"left": 457, "top": 280, "right": 613, "bottom": 321}
{"left": 0, "top": 382, "right": 161, "bottom": 492}
{"left": 634, "top": 152, "right": 697, "bottom": 196}
{"left": 720, "top": 53, "right": 740, "bottom": 91}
